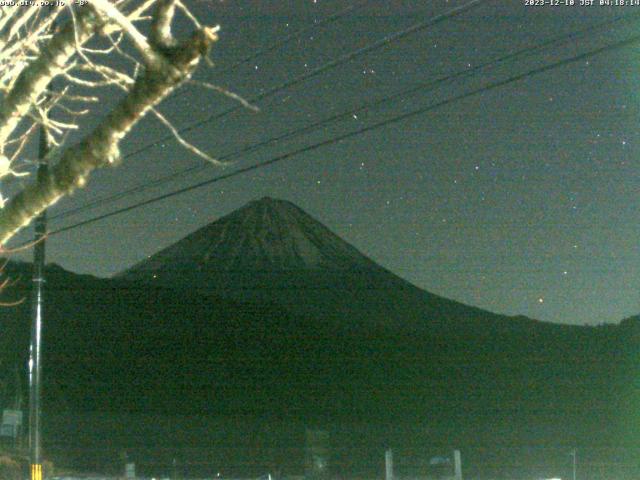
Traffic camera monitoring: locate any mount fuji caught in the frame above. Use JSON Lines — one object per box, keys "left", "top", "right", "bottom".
{"left": 118, "top": 196, "right": 526, "bottom": 333}
{"left": 0, "top": 197, "right": 634, "bottom": 476}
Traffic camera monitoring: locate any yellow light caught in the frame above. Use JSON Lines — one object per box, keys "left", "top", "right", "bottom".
{"left": 30, "top": 464, "right": 42, "bottom": 480}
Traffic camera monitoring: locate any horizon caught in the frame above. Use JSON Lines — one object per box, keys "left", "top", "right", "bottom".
{"left": 5, "top": 195, "right": 635, "bottom": 327}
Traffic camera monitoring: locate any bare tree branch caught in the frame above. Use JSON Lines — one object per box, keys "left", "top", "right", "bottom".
{"left": 0, "top": 0, "right": 240, "bottom": 247}
{"left": 189, "top": 79, "right": 259, "bottom": 112}
{"left": 151, "top": 107, "right": 223, "bottom": 165}
{"left": 0, "top": 25, "right": 219, "bottom": 245}
{"left": 0, "top": 7, "right": 99, "bottom": 150}
{"left": 88, "top": 0, "right": 160, "bottom": 67}
{"left": 150, "top": 0, "right": 177, "bottom": 49}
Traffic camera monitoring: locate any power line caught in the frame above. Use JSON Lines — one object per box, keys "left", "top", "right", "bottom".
{"left": 49, "top": 10, "right": 640, "bottom": 222}
{"left": 215, "top": 0, "right": 373, "bottom": 76}
{"left": 121, "top": 0, "right": 487, "bottom": 160}
{"left": 45, "top": 32, "right": 640, "bottom": 239}
{"left": 160, "top": 0, "right": 373, "bottom": 105}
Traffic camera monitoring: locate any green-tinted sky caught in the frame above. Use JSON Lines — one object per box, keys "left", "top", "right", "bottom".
{"left": 9, "top": 0, "right": 640, "bottom": 325}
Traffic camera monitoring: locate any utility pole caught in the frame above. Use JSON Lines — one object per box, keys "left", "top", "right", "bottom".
{"left": 569, "top": 448, "right": 577, "bottom": 480}
{"left": 453, "top": 450, "right": 462, "bottom": 480}
{"left": 28, "top": 117, "right": 50, "bottom": 480}
{"left": 385, "top": 449, "right": 393, "bottom": 480}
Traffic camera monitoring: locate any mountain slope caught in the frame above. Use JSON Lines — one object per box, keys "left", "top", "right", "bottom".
{"left": 0, "top": 198, "right": 635, "bottom": 476}
{"left": 114, "top": 198, "right": 634, "bottom": 445}
{"left": 122, "top": 196, "right": 379, "bottom": 274}
{"left": 0, "top": 260, "right": 632, "bottom": 477}
{"left": 118, "top": 197, "right": 535, "bottom": 333}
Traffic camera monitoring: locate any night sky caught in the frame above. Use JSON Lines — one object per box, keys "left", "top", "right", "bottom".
{"left": 7, "top": 0, "right": 640, "bottom": 325}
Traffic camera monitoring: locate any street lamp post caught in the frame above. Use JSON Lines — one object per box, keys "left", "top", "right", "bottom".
{"left": 569, "top": 448, "right": 577, "bottom": 480}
